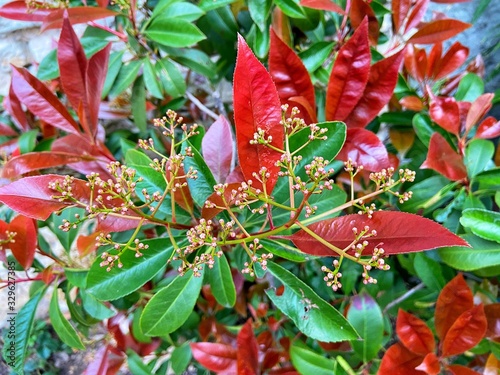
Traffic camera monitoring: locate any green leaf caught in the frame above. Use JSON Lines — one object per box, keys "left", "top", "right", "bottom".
{"left": 18, "top": 129, "right": 38, "bottom": 154}
{"left": 265, "top": 262, "right": 358, "bottom": 342}
{"left": 171, "top": 342, "right": 192, "bottom": 375}
{"left": 413, "top": 253, "right": 445, "bottom": 291}
{"left": 413, "top": 113, "right": 440, "bottom": 147}
{"left": 249, "top": 0, "right": 272, "bottom": 31}
{"left": 346, "top": 293, "right": 384, "bottom": 363}
{"left": 290, "top": 344, "right": 336, "bottom": 375}
{"left": 154, "top": 2, "right": 205, "bottom": 22}
{"left": 439, "top": 234, "right": 500, "bottom": 271}
{"left": 455, "top": 73, "right": 484, "bottom": 102}
{"left": 182, "top": 140, "right": 217, "bottom": 207}
{"left": 131, "top": 76, "right": 147, "bottom": 132}
{"left": 400, "top": 176, "right": 455, "bottom": 215}
{"left": 131, "top": 306, "right": 152, "bottom": 343}
{"left": 102, "top": 51, "right": 124, "bottom": 98}
{"left": 143, "top": 59, "right": 164, "bottom": 99}
{"left": 48, "top": 207, "right": 85, "bottom": 252}
{"left": 3, "top": 285, "right": 48, "bottom": 374}
{"left": 127, "top": 349, "right": 152, "bottom": 375}
{"left": 260, "top": 239, "right": 312, "bottom": 262}
{"left": 473, "top": 167, "right": 500, "bottom": 191}
{"left": 460, "top": 208, "right": 500, "bottom": 243}
{"left": 80, "top": 289, "right": 115, "bottom": 320}
{"left": 49, "top": 288, "right": 85, "bottom": 350}
{"left": 275, "top": 0, "right": 306, "bottom": 19}
{"left": 157, "top": 58, "right": 187, "bottom": 98}
{"left": 198, "top": 0, "right": 236, "bottom": 11}
{"left": 465, "top": 139, "right": 494, "bottom": 178}
{"left": 87, "top": 238, "right": 176, "bottom": 300}
{"left": 64, "top": 268, "right": 88, "bottom": 289}
{"left": 207, "top": 253, "right": 236, "bottom": 307}
{"left": 140, "top": 268, "right": 204, "bottom": 336}
{"left": 145, "top": 18, "right": 206, "bottom": 48}
{"left": 163, "top": 48, "right": 217, "bottom": 79}
{"left": 109, "top": 59, "right": 142, "bottom": 98}
{"left": 298, "top": 42, "right": 334, "bottom": 72}
{"left": 125, "top": 149, "right": 152, "bottom": 166}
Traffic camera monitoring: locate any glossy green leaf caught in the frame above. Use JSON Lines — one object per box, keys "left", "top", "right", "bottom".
{"left": 413, "top": 113, "right": 441, "bottom": 147}
{"left": 460, "top": 208, "right": 500, "bottom": 243}
{"left": 198, "top": 0, "right": 236, "bottom": 11}
{"left": 143, "top": 59, "right": 164, "bottom": 99}
{"left": 102, "top": 50, "right": 124, "bottom": 98}
{"left": 48, "top": 207, "right": 86, "bottom": 252}
{"left": 80, "top": 289, "right": 115, "bottom": 320}
{"left": 439, "top": 234, "right": 500, "bottom": 271}
{"left": 400, "top": 176, "right": 455, "bottom": 215}
{"left": 87, "top": 238, "right": 176, "bottom": 300}
{"left": 18, "top": 129, "right": 38, "bottom": 154}
{"left": 125, "top": 149, "right": 152, "bottom": 166}
{"left": 157, "top": 58, "right": 186, "bottom": 98}
{"left": 298, "top": 42, "right": 334, "bottom": 72}
{"left": 145, "top": 18, "right": 206, "bottom": 48}
{"left": 465, "top": 139, "right": 494, "bottom": 178}
{"left": 141, "top": 268, "right": 204, "bottom": 336}
{"left": 249, "top": 0, "right": 271, "bottom": 31}
{"left": 127, "top": 349, "right": 152, "bottom": 375}
{"left": 163, "top": 48, "right": 217, "bottom": 79}
{"left": 265, "top": 262, "right": 358, "bottom": 342}
{"left": 154, "top": 2, "right": 205, "bottom": 22}
{"left": 171, "top": 342, "right": 192, "bottom": 375}
{"left": 414, "top": 253, "right": 446, "bottom": 291}
{"left": 455, "top": 73, "right": 484, "bottom": 102}
{"left": 275, "top": 0, "right": 306, "bottom": 18}
{"left": 260, "top": 239, "right": 312, "bottom": 262}
{"left": 64, "top": 268, "right": 88, "bottom": 289}
{"left": 290, "top": 344, "right": 336, "bottom": 375}
{"left": 131, "top": 306, "right": 152, "bottom": 343}
{"left": 207, "top": 253, "right": 236, "bottom": 307}
{"left": 49, "top": 288, "right": 85, "bottom": 350}
{"left": 347, "top": 293, "right": 384, "bottom": 362}
{"left": 473, "top": 168, "right": 500, "bottom": 191}
{"left": 109, "top": 59, "right": 142, "bottom": 98}
{"left": 131, "top": 76, "right": 147, "bottom": 132}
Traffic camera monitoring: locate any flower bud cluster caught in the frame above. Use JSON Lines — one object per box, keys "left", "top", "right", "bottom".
{"left": 242, "top": 250, "right": 273, "bottom": 277}
{"left": 0, "top": 230, "right": 17, "bottom": 251}
{"left": 356, "top": 201, "right": 377, "bottom": 218}
{"left": 307, "top": 123, "right": 328, "bottom": 141}
{"left": 185, "top": 219, "right": 218, "bottom": 255}
{"left": 344, "top": 158, "right": 364, "bottom": 174}
{"left": 280, "top": 105, "right": 307, "bottom": 134}
{"left": 99, "top": 251, "right": 122, "bottom": 272}
{"left": 305, "top": 157, "right": 335, "bottom": 185}
{"left": 48, "top": 175, "right": 77, "bottom": 203}
{"left": 321, "top": 259, "right": 342, "bottom": 292}
{"left": 250, "top": 128, "right": 273, "bottom": 146}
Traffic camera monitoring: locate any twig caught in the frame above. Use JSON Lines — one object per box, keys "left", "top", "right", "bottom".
{"left": 383, "top": 282, "right": 426, "bottom": 313}
{"left": 186, "top": 91, "right": 219, "bottom": 121}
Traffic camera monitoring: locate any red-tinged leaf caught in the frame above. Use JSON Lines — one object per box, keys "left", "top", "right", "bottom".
{"left": 465, "top": 93, "right": 494, "bottom": 133}
{"left": 484, "top": 353, "right": 500, "bottom": 375}
{"left": 191, "top": 342, "right": 238, "bottom": 375}
{"left": 392, "top": 0, "right": 411, "bottom": 32}
{"left": 400, "top": 96, "right": 423, "bottom": 111}
{"left": 429, "top": 97, "right": 460, "bottom": 135}
{"left": 202, "top": 116, "right": 234, "bottom": 183}
{"left": 415, "top": 352, "right": 441, "bottom": 375}
{"left": 378, "top": 343, "right": 425, "bottom": 375}
{"left": 475, "top": 117, "right": 500, "bottom": 139}
{"left": 288, "top": 211, "right": 469, "bottom": 257}
{"left": 405, "top": 0, "right": 430, "bottom": 32}
{"left": 96, "top": 213, "right": 147, "bottom": 233}
{"left": 350, "top": 0, "right": 379, "bottom": 45}
{"left": 167, "top": 163, "right": 193, "bottom": 213}
{"left": 269, "top": 29, "right": 316, "bottom": 124}
{"left": 0, "top": 175, "right": 90, "bottom": 220}
{"left": 442, "top": 304, "right": 487, "bottom": 357}
{"left": 5, "top": 84, "right": 29, "bottom": 131}
{"left": 344, "top": 50, "right": 405, "bottom": 128}
{"left": 2, "top": 152, "right": 96, "bottom": 178}
{"left": 0, "top": 122, "right": 18, "bottom": 137}
{"left": 202, "top": 183, "right": 241, "bottom": 220}
{"left": 97, "top": 0, "right": 109, "bottom": 6}
{"left": 396, "top": 310, "right": 435, "bottom": 356}
{"left": 83, "top": 344, "right": 125, "bottom": 375}
{"left": 325, "top": 18, "right": 370, "bottom": 122}
{"left": 42, "top": 6, "right": 118, "bottom": 30}
{"left": 431, "top": 0, "right": 471, "bottom": 3}
{"left": 409, "top": 19, "right": 471, "bottom": 45}
{"left": 76, "top": 231, "right": 102, "bottom": 256}
{"left": 336, "top": 128, "right": 390, "bottom": 172}
{"left": 9, "top": 215, "right": 37, "bottom": 269}
{"left": 268, "top": 368, "right": 300, "bottom": 375}
{"left": 300, "top": 0, "right": 344, "bottom": 14}
{"left": 426, "top": 43, "right": 443, "bottom": 78}
{"left": 404, "top": 45, "right": 426, "bottom": 82}
{"left": 484, "top": 304, "right": 500, "bottom": 340}
{"left": 271, "top": 8, "right": 292, "bottom": 48}
{"left": 233, "top": 35, "right": 283, "bottom": 193}
{"left": 0, "top": 1, "right": 53, "bottom": 21}
{"left": 421, "top": 133, "right": 467, "bottom": 181}
{"left": 435, "top": 274, "right": 474, "bottom": 341}
{"left": 11, "top": 66, "right": 80, "bottom": 135}
{"left": 237, "top": 320, "right": 259, "bottom": 375}
{"left": 447, "top": 365, "right": 481, "bottom": 375}
{"left": 433, "top": 42, "right": 469, "bottom": 80}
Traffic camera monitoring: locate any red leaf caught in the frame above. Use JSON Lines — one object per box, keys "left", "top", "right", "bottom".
{"left": 396, "top": 310, "right": 435, "bottom": 355}
{"left": 433, "top": 42, "right": 469, "bottom": 80}
{"left": 426, "top": 43, "right": 443, "bottom": 78}
{"left": 237, "top": 320, "right": 259, "bottom": 375}
{"left": 475, "top": 117, "right": 500, "bottom": 139}
{"left": 11, "top": 66, "right": 80, "bottom": 135}
{"left": 442, "top": 304, "right": 487, "bottom": 357}
{"left": 202, "top": 183, "right": 242, "bottom": 220}
{"left": 429, "top": 97, "right": 460, "bottom": 135}
{"left": 269, "top": 29, "right": 316, "bottom": 124}
{"left": 344, "top": 50, "right": 405, "bottom": 128}
{"left": 0, "top": 175, "right": 90, "bottom": 220}
{"left": 447, "top": 365, "right": 481, "bottom": 375}
{"left": 202, "top": 116, "right": 234, "bottom": 183}
{"left": 271, "top": 8, "right": 292, "bottom": 47}
{"left": 2, "top": 152, "right": 96, "bottom": 178}
{"left": 415, "top": 352, "right": 441, "bottom": 375}
{"left": 288, "top": 211, "right": 469, "bottom": 257}
{"left": 83, "top": 344, "right": 125, "bottom": 375}
{"left": 5, "top": 84, "right": 29, "bottom": 131}
{"left": 42, "top": 6, "right": 118, "bottom": 30}
{"left": 325, "top": 18, "right": 370, "bottom": 122}
{"left": 431, "top": 0, "right": 471, "bottom": 3}
{"left": 76, "top": 231, "right": 102, "bottom": 256}
{"left": 404, "top": 0, "right": 430, "bottom": 33}
{"left": 9, "top": 215, "right": 37, "bottom": 269}
{"left": 233, "top": 35, "right": 283, "bottom": 193}
{"left": 0, "top": 122, "right": 18, "bottom": 137}
{"left": 421, "top": 133, "right": 467, "bottom": 181}
{"left": 378, "top": 343, "right": 426, "bottom": 375}
{"left": 336, "top": 128, "right": 390, "bottom": 172}
{"left": 350, "top": 0, "right": 379, "bottom": 45}
{"left": 484, "top": 303, "right": 500, "bottom": 340}
{"left": 409, "top": 19, "right": 471, "bottom": 44}
{"left": 465, "top": 93, "right": 494, "bottom": 133}
{"left": 399, "top": 96, "right": 423, "bottom": 111}
{"left": 0, "top": 1, "right": 53, "bottom": 21}
{"left": 435, "top": 274, "right": 474, "bottom": 341}
{"left": 299, "top": 0, "right": 344, "bottom": 14}
{"left": 392, "top": 0, "right": 411, "bottom": 32}
{"left": 191, "top": 342, "right": 237, "bottom": 375}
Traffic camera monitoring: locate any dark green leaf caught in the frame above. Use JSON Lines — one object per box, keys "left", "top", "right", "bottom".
{"left": 249, "top": 0, "right": 272, "bottom": 31}
{"left": 260, "top": 239, "right": 312, "bottom": 262}
{"left": 290, "top": 344, "right": 336, "bottom": 375}
{"left": 80, "top": 289, "right": 115, "bottom": 320}
{"left": 64, "top": 268, "right": 88, "bottom": 289}
{"left": 49, "top": 288, "right": 85, "bottom": 350}
{"left": 102, "top": 50, "right": 124, "bottom": 98}
{"left": 163, "top": 48, "right": 217, "bottom": 79}
{"left": 275, "top": 0, "right": 306, "bottom": 19}
{"left": 127, "top": 349, "right": 152, "bottom": 375}
{"left": 157, "top": 58, "right": 186, "bottom": 98}
{"left": 146, "top": 18, "right": 206, "bottom": 48}
{"left": 207, "top": 253, "right": 236, "bottom": 307}
{"left": 299, "top": 42, "right": 334, "bottom": 72}
{"left": 414, "top": 253, "right": 445, "bottom": 291}
{"left": 49, "top": 207, "right": 86, "bottom": 252}
{"left": 153, "top": 2, "right": 205, "bottom": 22}
{"left": 198, "top": 0, "right": 236, "bottom": 11}
{"left": 18, "top": 130, "right": 38, "bottom": 154}
{"left": 131, "top": 306, "right": 152, "bottom": 343}
{"left": 143, "top": 59, "right": 164, "bottom": 99}
{"left": 465, "top": 139, "right": 494, "bottom": 178}
{"left": 131, "top": 76, "right": 147, "bottom": 132}
{"left": 109, "top": 59, "right": 142, "bottom": 98}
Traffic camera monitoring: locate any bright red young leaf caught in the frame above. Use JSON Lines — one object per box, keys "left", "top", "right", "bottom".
{"left": 233, "top": 34, "right": 283, "bottom": 194}
{"left": 421, "top": 133, "right": 467, "bottom": 181}
{"left": 475, "top": 117, "right": 500, "bottom": 139}
{"left": 87, "top": 43, "right": 111, "bottom": 136}
{"left": 350, "top": 0, "right": 379, "bottom": 45}
{"left": 415, "top": 352, "right": 440, "bottom": 375}
{"left": 404, "top": 0, "right": 430, "bottom": 33}
{"left": 404, "top": 45, "right": 426, "bottom": 82}
{"left": 441, "top": 304, "right": 487, "bottom": 357}
{"left": 396, "top": 310, "right": 435, "bottom": 356}
{"left": 5, "top": 84, "right": 29, "bottom": 131}
{"left": 42, "top": 6, "right": 118, "bottom": 30}
{"left": 465, "top": 93, "right": 494, "bottom": 133}
{"left": 269, "top": 29, "right": 316, "bottom": 124}
{"left": 433, "top": 42, "right": 469, "bottom": 80}
{"left": 299, "top": 0, "right": 344, "bottom": 14}
{"left": 325, "top": 18, "right": 370, "bottom": 122}
{"left": 11, "top": 66, "right": 80, "bottom": 135}
{"left": 400, "top": 96, "right": 423, "bottom": 111}
{"left": 0, "top": 175, "right": 90, "bottom": 220}
{"left": 237, "top": 320, "right": 259, "bottom": 375}
{"left": 76, "top": 231, "right": 103, "bottom": 256}
{"left": 344, "top": 49, "right": 404, "bottom": 128}
{"left": 336, "top": 128, "right": 390, "bottom": 172}
{"left": 0, "top": 1, "right": 52, "bottom": 21}
{"left": 484, "top": 303, "right": 500, "bottom": 340}
{"left": 8, "top": 215, "right": 37, "bottom": 270}
{"left": 202, "top": 116, "right": 234, "bottom": 183}
{"left": 202, "top": 182, "right": 242, "bottom": 220}
{"left": 435, "top": 274, "right": 474, "bottom": 341}
{"left": 426, "top": 43, "right": 443, "bottom": 78}
{"left": 378, "top": 343, "right": 425, "bottom": 375}
{"left": 429, "top": 97, "right": 460, "bottom": 135}
{"left": 191, "top": 342, "right": 237, "bottom": 375}
{"left": 0, "top": 122, "right": 18, "bottom": 137}
{"left": 392, "top": 0, "right": 411, "bottom": 32}
{"left": 409, "top": 19, "right": 471, "bottom": 45}
{"left": 447, "top": 365, "right": 481, "bottom": 375}
{"left": 271, "top": 8, "right": 292, "bottom": 47}
{"left": 288, "top": 211, "right": 469, "bottom": 257}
